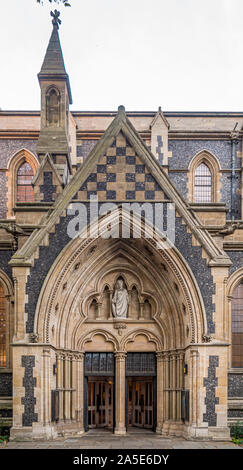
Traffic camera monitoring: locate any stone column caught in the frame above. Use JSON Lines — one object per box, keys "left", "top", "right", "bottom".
{"left": 109, "top": 290, "right": 113, "bottom": 319}
{"left": 64, "top": 354, "right": 71, "bottom": 422}
{"left": 12, "top": 267, "right": 30, "bottom": 342}
{"left": 177, "top": 352, "right": 184, "bottom": 420}
{"left": 13, "top": 276, "right": 18, "bottom": 342}
{"left": 164, "top": 353, "right": 170, "bottom": 421}
{"left": 97, "top": 302, "right": 102, "bottom": 319}
{"left": 169, "top": 353, "right": 174, "bottom": 420}
{"left": 156, "top": 352, "right": 164, "bottom": 433}
{"left": 114, "top": 351, "right": 126, "bottom": 435}
{"left": 71, "top": 354, "right": 77, "bottom": 421}
{"left": 190, "top": 349, "right": 199, "bottom": 426}
{"left": 76, "top": 352, "right": 85, "bottom": 433}
{"left": 42, "top": 348, "right": 51, "bottom": 425}
{"left": 172, "top": 353, "right": 177, "bottom": 421}
{"left": 56, "top": 352, "right": 64, "bottom": 422}
{"left": 139, "top": 301, "right": 144, "bottom": 320}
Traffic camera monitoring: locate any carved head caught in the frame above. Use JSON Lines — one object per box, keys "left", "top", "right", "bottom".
{"left": 116, "top": 279, "right": 124, "bottom": 289}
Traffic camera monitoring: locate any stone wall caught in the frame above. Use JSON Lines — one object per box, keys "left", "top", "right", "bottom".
{"left": 0, "top": 250, "right": 14, "bottom": 281}
{"left": 228, "top": 251, "right": 243, "bottom": 277}
{"left": 0, "top": 140, "right": 38, "bottom": 168}
{"left": 168, "top": 139, "right": 242, "bottom": 219}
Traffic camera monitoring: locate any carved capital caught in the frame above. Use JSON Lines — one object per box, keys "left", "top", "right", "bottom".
{"left": 74, "top": 352, "right": 84, "bottom": 362}
{"left": 56, "top": 352, "right": 66, "bottom": 361}
{"left": 114, "top": 351, "right": 127, "bottom": 361}
{"left": 156, "top": 351, "right": 164, "bottom": 362}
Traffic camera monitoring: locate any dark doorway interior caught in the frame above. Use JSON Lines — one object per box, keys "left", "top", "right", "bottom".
{"left": 84, "top": 352, "right": 115, "bottom": 431}
{"left": 87, "top": 377, "right": 114, "bottom": 429}
{"left": 127, "top": 377, "right": 154, "bottom": 428}
{"left": 125, "top": 353, "right": 157, "bottom": 431}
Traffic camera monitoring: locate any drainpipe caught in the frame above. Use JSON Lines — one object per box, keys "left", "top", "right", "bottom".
{"left": 231, "top": 124, "right": 239, "bottom": 221}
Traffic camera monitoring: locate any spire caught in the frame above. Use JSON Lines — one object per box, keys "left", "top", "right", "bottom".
{"left": 38, "top": 10, "right": 72, "bottom": 103}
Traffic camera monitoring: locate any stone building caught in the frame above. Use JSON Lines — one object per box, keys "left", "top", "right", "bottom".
{"left": 0, "top": 14, "right": 243, "bottom": 440}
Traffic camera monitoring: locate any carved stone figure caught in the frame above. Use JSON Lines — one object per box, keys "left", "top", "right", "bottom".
{"left": 112, "top": 279, "right": 129, "bottom": 319}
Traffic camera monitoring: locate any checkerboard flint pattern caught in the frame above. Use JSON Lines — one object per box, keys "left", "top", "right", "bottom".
{"left": 75, "top": 132, "right": 164, "bottom": 201}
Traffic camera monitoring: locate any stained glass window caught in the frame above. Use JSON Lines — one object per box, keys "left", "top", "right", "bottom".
{"left": 0, "top": 282, "right": 6, "bottom": 367}
{"left": 194, "top": 163, "right": 212, "bottom": 203}
{"left": 17, "top": 162, "right": 34, "bottom": 202}
{"left": 232, "top": 282, "right": 243, "bottom": 368}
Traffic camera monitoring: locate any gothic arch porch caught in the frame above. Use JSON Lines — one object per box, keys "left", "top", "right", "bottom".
{"left": 10, "top": 212, "right": 229, "bottom": 440}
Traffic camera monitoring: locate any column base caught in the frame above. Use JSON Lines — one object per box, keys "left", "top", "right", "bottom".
{"left": 10, "top": 423, "right": 58, "bottom": 441}
{"left": 161, "top": 420, "right": 184, "bottom": 437}
{"left": 114, "top": 427, "right": 127, "bottom": 435}
{"left": 182, "top": 424, "right": 231, "bottom": 441}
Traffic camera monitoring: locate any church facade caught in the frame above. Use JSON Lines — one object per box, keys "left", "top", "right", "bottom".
{"left": 0, "top": 16, "right": 243, "bottom": 441}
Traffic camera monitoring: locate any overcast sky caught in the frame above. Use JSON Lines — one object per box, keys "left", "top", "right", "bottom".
{"left": 1, "top": 0, "right": 243, "bottom": 112}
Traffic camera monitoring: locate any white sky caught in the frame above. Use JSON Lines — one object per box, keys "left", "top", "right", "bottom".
{"left": 1, "top": 0, "right": 243, "bottom": 112}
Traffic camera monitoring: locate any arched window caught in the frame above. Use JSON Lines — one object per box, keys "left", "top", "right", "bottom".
{"left": 0, "top": 282, "right": 6, "bottom": 367}
{"left": 46, "top": 87, "right": 60, "bottom": 127}
{"left": 17, "top": 161, "right": 34, "bottom": 202}
{"left": 194, "top": 162, "right": 212, "bottom": 203}
{"left": 232, "top": 282, "right": 243, "bottom": 368}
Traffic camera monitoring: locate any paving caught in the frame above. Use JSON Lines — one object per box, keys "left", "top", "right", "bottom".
{"left": 1, "top": 429, "right": 241, "bottom": 449}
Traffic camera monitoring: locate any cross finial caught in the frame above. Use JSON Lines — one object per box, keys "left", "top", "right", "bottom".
{"left": 51, "top": 9, "right": 61, "bottom": 29}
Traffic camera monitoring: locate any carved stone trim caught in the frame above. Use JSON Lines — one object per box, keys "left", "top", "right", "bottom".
{"left": 202, "top": 334, "right": 212, "bottom": 343}
{"left": 29, "top": 333, "right": 38, "bottom": 343}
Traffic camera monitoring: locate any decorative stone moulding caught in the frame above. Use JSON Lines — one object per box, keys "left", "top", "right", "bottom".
{"left": 113, "top": 322, "right": 127, "bottom": 336}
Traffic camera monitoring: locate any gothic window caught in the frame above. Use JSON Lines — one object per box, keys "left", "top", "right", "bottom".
{"left": 232, "top": 282, "right": 243, "bottom": 368}
{"left": 0, "top": 282, "right": 6, "bottom": 368}
{"left": 46, "top": 87, "right": 60, "bottom": 127}
{"left": 17, "top": 161, "right": 34, "bottom": 202}
{"left": 194, "top": 163, "right": 212, "bottom": 203}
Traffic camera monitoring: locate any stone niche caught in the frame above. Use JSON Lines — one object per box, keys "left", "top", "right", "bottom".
{"left": 83, "top": 271, "right": 156, "bottom": 321}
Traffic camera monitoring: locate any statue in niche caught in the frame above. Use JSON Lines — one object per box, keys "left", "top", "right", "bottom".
{"left": 112, "top": 279, "right": 129, "bottom": 319}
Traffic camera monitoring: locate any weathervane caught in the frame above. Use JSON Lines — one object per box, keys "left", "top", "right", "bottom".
{"left": 51, "top": 10, "right": 62, "bottom": 29}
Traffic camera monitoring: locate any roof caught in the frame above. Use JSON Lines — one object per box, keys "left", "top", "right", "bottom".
{"left": 38, "top": 23, "right": 72, "bottom": 104}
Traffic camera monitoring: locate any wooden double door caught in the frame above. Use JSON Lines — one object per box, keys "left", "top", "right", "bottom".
{"left": 127, "top": 377, "right": 155, "bottom": 429}
{"left": 87, "top": 377, "right": 114, "bottom": 429}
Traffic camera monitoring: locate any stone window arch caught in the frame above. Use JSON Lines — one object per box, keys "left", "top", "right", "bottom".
{"left": 231, "top": 281, "right": 243, "bottom": 368}
{"left": 6, "top": 149, "right": 39, "bottom": 216}
{"left": 188, "top": 150, "right": 221, "bottom": 203}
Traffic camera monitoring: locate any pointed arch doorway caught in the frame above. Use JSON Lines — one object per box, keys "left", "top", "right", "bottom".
{"left": 30, "top": 210, "right": 207, "bottom": 439}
